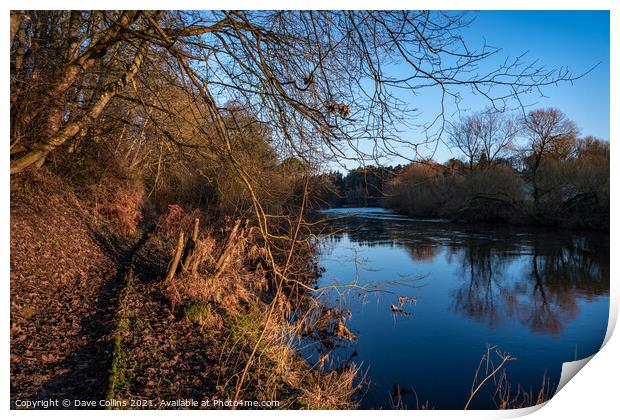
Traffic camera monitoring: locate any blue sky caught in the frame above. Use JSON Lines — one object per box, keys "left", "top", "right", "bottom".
{"left": 465, "top": 11, "right": 609, "bottom": 138}
{"left": 348, "top": 10, "right": 610, "bottom": 168}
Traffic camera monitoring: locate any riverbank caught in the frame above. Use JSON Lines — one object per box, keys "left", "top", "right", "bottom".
{"left": 317, "top": 202, "right": 609, "bottom": 232}
{"left": 382, "top": 159, "right": 608, "bottom": 231}
{"left": 387, "top": 204, "right": 610, "bottom": 232}
{"left": 10, "top": 170, "right": 359, "bottom": 409}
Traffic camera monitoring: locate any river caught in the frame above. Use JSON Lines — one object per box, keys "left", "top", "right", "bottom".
{"left": 310, "top": 207, "right": 609, "bottom": 409}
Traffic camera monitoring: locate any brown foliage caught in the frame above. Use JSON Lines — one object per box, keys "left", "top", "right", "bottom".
{"left": 94, "top": 184, "right": 144, "bottom": 236}
{"left": 325, "top": 101, "right": 351, "bottom": 117}
{"left": 155, "top": 204, "right": 201, "bottom": 238}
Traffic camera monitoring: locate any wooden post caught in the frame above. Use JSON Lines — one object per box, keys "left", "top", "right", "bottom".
{"left": 191, "top": 217, "right": 200, "bottom": 242}
{"left": 212, "top": 219, "right": 242, "bottom": 281}
{"left": 181, "top": 217, "right": 200, "bottom": 272}
{"left": 189, "top": 217, "right": 200, "bottom": 273}
{"left": 166, "top": 231, "right": 185, "bottom": 283}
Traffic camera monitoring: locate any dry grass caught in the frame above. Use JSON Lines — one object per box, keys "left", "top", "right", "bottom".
{"left": 466, "top": 345, "right": 553, "bottom": 410}
{"left": 212, "top": 296, "right": 362, "bottom": 409}
{"left": 167, "top": 227, "right": 257, "bottom": 315}
{"left": 298, "top": 366, "right": 362, "bottom": 409}
{"left": 121, "top": 202, "right": 362, "bottom": 409}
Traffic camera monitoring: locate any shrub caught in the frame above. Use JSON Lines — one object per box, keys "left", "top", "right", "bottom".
{"left": 155, "top": 204, "right": 201, "bottom": 238}
{"left": 94, "top": 183, "right": 144, "bottom": 236}
{"left": 385, "top": 162, "right": 526, "bottom": 223}
{"left": 384, "top": 162, "right": 445, "bottom": 217}
{"left": 444, "top": 165, "right": 525, "bottom": 222}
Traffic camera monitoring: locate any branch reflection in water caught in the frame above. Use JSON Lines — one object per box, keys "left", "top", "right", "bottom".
{"left": 307, "top": 207, "right": 608, "bottom": 409}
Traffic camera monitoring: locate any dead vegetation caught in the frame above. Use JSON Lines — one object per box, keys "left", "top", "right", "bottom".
{"left": 94, "top": 184, "right": 145, "bottom": 236}
{"left": 465, "top": 346, "right": 553, "bottom": 410}
{"left": 10, "top": 171, "right": 136, "bottom": 404}
{"left": 105, "top": 204, "right": 362, "bottom": 409}
{"left": 10, "top": 167, "right": 361, "bottom": 409}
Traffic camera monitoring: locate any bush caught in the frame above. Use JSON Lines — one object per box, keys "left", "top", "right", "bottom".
{"left": 445, "top": 165, "right": 526, "bottom": 222}
{"left": 384, "top": 162, "right": 446, "bottom": 217}
{"left": 94, "top": 183, "right": 144, "bottom": 236}
{"left": 385, "top": 162, "right": 526, "bottom": 223}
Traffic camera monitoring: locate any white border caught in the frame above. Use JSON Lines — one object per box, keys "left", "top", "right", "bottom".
{"left": 3, "top": 1, "right": 617, "bottom": 419}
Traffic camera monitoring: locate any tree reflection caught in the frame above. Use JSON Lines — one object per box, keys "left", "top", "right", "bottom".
{"left": 318, "top": 210, "right": 609, "bottom": 336}
{"left": 450, "top": 232, "right": 608, "bottom": 334}
{"left": 450, "top": 239, "right": 510, "bottom": 326}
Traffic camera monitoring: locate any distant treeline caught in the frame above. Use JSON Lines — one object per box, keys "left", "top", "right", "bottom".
{"left": 316, "top": 165, "right": 405, "bottom": 207}
{"left": 316, "top": 108, "right": 609, "bottom": 231}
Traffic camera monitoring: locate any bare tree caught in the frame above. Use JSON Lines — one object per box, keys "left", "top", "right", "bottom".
{"left": 520, "top": 108, "right": 578, "bottom": 206}
{"left": 447, "top": 108, "right": 519, "bottom": 170}
{"left": 447, "top": 115, "right": 482, "bottom": 170}
{"left": 476, "top": 109, "right": 519, "bottom": 166}
{"left": 10, "top": 11, "right": 144, "bottom": 172}
{"left": 8, "top": 11, "right": 594, "bottom": 402}
{"left": 10, "top": 10, "right": 578, "bottom": 176}
{"left": 9, "top": 12, "right": 587, "bottom": 314}
{"left": 9, "top": 12, "right": 586, "bottom": 318}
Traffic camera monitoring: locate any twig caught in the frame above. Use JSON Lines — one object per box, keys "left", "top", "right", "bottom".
{"left": 464, "top": 352, "right": 513, "bottom": 410}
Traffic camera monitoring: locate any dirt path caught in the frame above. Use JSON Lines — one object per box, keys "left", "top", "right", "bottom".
{"left": 33, "top": 230, "right": 153, "bottom": 405}
{"left": 10, "top": 180, "right": 154, "bottom": 408}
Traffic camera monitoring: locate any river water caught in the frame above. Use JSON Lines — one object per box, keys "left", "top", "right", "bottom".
{"left": 311, "top": 207, "right": 609, "bottom": 409}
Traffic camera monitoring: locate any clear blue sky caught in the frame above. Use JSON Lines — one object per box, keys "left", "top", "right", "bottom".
{"left": 345, "top": 10, "right": 610, "bottom": 168}
{"left": 466, "top": 11, "right": 609, "bottom": 138}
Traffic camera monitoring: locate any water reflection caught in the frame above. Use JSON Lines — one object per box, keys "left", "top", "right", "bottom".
{"left": 315, "top": 208, "right": 609, "bottom": 409}
{"left": 451, "top": 235, "right": 608, "bottom": 334}
{"left": 321, "top": 208, "right": 608, "bottom": 335}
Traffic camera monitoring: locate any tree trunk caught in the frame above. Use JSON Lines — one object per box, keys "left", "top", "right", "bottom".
{"left": 10, "top": 11, "right": 26, "bottom": 45}
{"left": 212, "top": 219, "right": 242, "bottom": 281}
{"left": 166, "top": 231, "right": 185, "bottom": 310}
{"left": 16, "top": 11, "right": 138, "bottom": 132}
{"left": 10, "top": 41, "right": 148, "bottom": 175}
